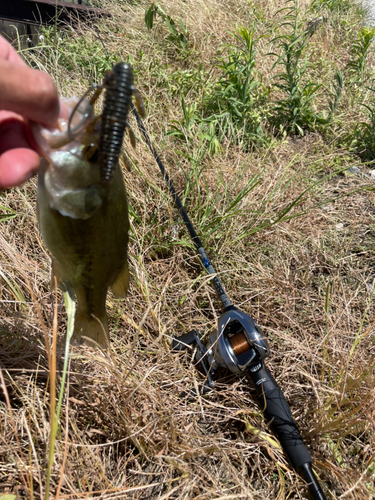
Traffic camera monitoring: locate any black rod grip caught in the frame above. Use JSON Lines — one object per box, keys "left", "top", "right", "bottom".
{"left": 249, "top": 362, "right": 312, "bottom": 470}
{"left": 249, "top": 362, "right": 326, "bottom": 500}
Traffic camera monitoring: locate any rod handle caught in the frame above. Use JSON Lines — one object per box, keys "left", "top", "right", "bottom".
{"left": 249, "top": 362, "right": 326, "bottom": 500}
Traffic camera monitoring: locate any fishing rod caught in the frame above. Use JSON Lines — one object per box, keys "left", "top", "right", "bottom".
{"left": 74, "top": 7, "right": 326, "bottom": 491}
{"left": 131, "top": 104, "right": 327, "bottom": 500}
{"left": 81, "top": 15, "right": 325, "bottom": 497}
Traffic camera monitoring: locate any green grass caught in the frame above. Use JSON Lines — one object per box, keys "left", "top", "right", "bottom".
{"left": 1, "top": 0, "right": 375, "bottom": 498}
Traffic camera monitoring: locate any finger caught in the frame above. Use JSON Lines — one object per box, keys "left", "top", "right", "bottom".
{"left": 0, "top": 35, "right": 26, "bottom": 66}
{"left": 0, "top": 148, "right": 39, "bottom": 188}
{"left": 0, "top": 117, "right": 40, "bottom": 188}
{"left": 0, "top": 59, "right": 60, "bottom": 126}
{"left": 0, "top": 111, "right": 42, "bottom": 156}
{"left": 0, "top": 114, "right": 31, "bottom": 152}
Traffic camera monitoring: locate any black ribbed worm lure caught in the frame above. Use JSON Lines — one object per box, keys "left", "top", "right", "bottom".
{"left": 68, "top": 62, "right": 145, "bottom": 183}
{"left": 100, "top": 63, "right": 141, "bottom": 183}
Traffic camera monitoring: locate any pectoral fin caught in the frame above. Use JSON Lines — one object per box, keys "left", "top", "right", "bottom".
{"left": 110, "top": 262, "right": 129, "bottom": 299}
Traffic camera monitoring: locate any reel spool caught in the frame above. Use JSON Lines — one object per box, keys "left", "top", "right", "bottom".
{"left": 204, "top": 308, "right": 270, "bottom": 375}
{"left": 172, "top": 308, "right": 270, "bottom": 381}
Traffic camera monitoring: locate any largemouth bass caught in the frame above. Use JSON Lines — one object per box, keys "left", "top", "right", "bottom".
{"left": 34, "top": 95, "right": 129, "bottom": 348}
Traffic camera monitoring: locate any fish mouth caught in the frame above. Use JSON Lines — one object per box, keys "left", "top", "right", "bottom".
{"left": 31, "top": 96, "right": 96, "bottom": 156}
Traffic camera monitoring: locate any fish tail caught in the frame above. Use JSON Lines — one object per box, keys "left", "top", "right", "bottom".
{"left": 71, "top": 308, "right": 110, "bottom": 349}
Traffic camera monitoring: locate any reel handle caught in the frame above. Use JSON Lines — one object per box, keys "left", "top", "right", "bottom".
{"left": 249, "top": 362, "right": 326, "bottom": 500}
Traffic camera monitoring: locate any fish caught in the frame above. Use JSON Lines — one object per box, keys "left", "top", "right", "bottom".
{"left": 34, "top": 93, "right": 130, "bottom": 348}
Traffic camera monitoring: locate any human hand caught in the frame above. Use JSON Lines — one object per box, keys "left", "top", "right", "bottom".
{"left": 0, "top": 36, "right": 62, "bottom": 189}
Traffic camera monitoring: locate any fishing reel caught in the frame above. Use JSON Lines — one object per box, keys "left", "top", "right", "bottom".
{"left": 172, "top": 307, "right": 270, "bottom": 390}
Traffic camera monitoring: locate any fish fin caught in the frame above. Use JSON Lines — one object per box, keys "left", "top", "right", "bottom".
{"left": 51, "top": 259, "right": 64, "bottom": 289}
{"left": 110, "top": 262, "right": 129, "bottom": 299}
{"left": 51, "top": 259, "right": 74, "bottom": 297}
{"left": 71, "top": 310, "right": 110, "bottom": 349}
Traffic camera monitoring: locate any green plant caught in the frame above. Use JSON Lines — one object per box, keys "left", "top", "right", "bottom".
{"left": 168, "top": 65, "right": 208, "bottom": 98}
{"left": 0, "top": 204, "right": 17, "bottom": 222}
{"left": 0, "top": 269, "right": 27, "bottom": 309}
{"left": 168, "top": 96, "right": 200, "bottom": 143}
{"left": 35, "top": 26, "right": 117, "bottom": 81}
{"left": 196, "top": 162, "right": 263, "bottom": 238}
{"left": 44, "top": 290, "right": 75, "bottom": 500}
{"left": 310, "top": 0, "right": 352, "bottom": 15}
{"left": 232, "top": 162, "right": 361, "bottom": 243}
{"left": 168, "top": 26, "right": 269, "bottom": 153}
{"left": 270, "top": 0, "right": 322, "bottom": 135}
{"left": 270, "top": 0, "right": 343, "bottom": 135}
{"left": 167, "top": 96, "right": 223, "bottom": 154}
{"left": 351, "top": 88, "right": 375, "bottom": 159}
{"left": 310, "top": 0, "right": 369, "bottom": 33}
{"left": 203, "top": 25, "right": 269, "bottom": 148}
{"left": 145, "top": 3, "right": 188, "bottom": 50}
{"left": 348, "top": 26, "right": 375, "bottom": 84}
{"left": 327, "top": 70, "right": 344, "bottom": 120}
{"left": 211, "top": 26, "right": 261, "bottom": 115}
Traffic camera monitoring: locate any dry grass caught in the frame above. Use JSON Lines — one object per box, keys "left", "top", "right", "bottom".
{"left": 1, "top": 0, "right": 375, "bottom": 498}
